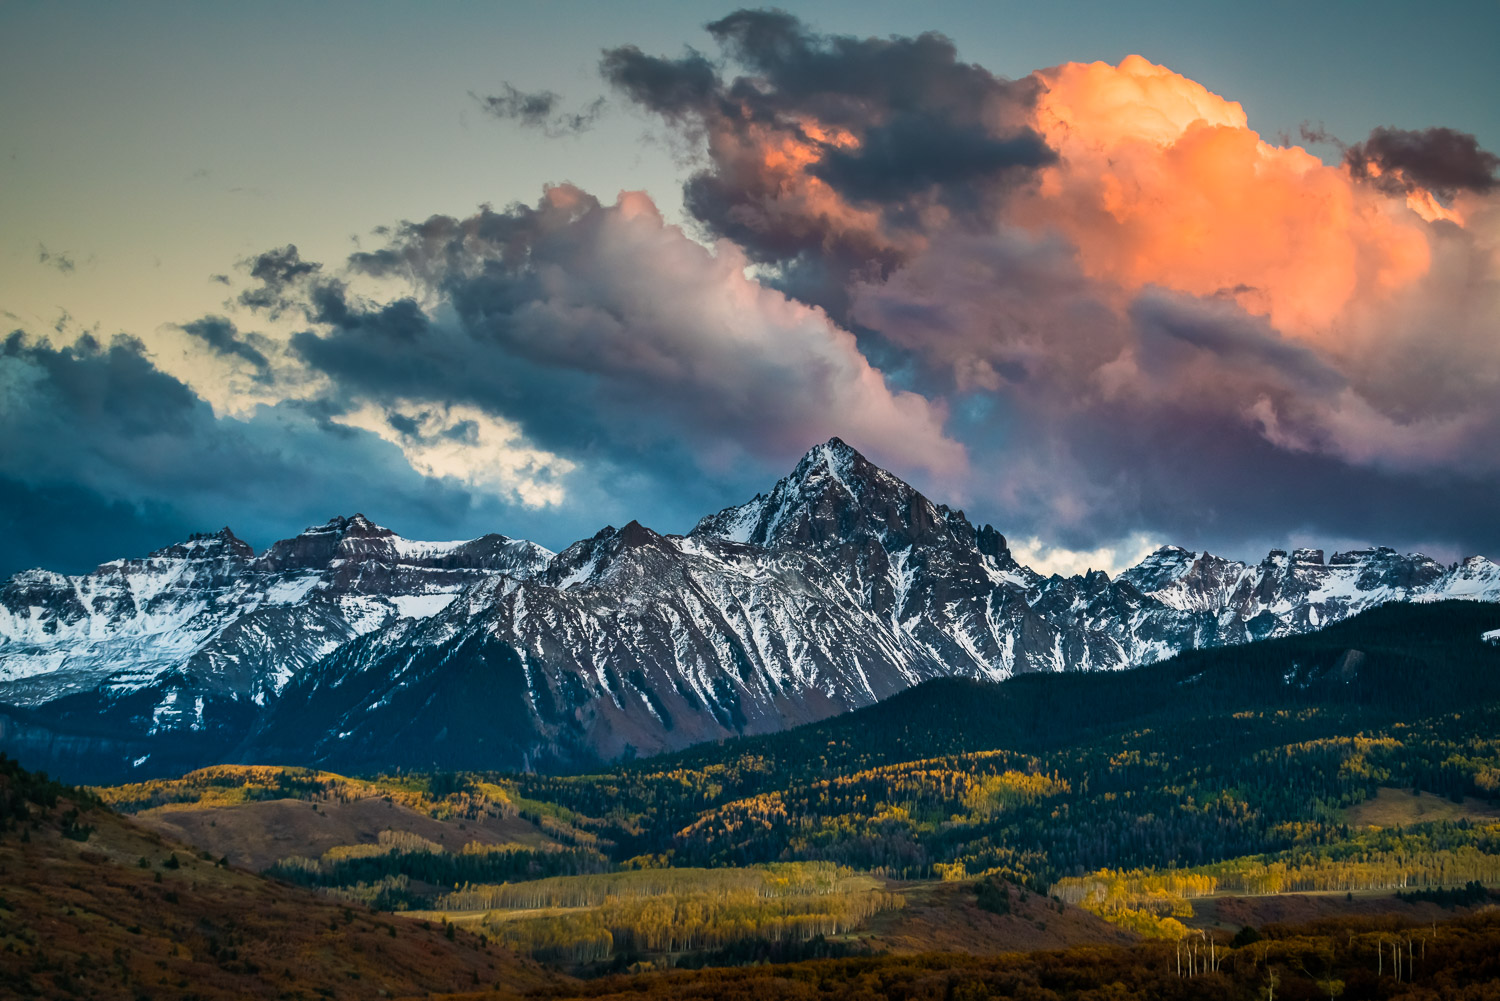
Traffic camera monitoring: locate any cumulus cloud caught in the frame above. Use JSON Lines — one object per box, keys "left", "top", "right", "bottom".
{"left": 1015, "top": 55, "right": 1434, "bottom": 337}
{"left": 277, "top": 184, "right": 964, "bottom": 484}
{"left": 607, "top": 20, "right": 1500, "bottom": 560}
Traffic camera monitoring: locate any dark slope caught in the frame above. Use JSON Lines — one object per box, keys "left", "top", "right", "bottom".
{"left": 596, "top": 599, "right": 1500, "bottom": 780}
{"left": 0, "top": 754, "right": 557, "bottom": 1000}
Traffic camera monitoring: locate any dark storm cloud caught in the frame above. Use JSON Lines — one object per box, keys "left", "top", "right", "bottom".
{"left": 238, "top": 245, "right": 321, "bottom": 314}
{"left": 0, "top": 475, "right": 188, "bottom": 580}
{"left": 1040, "top": 397, "right": 1500, "bottom": 561}
{"left": 3, "top": 331, "right": 197, "bottom": 436}
{"left": 599, "top": 46, "right": 718, "bottom": 120}
{"left": 474, "top": 84, "right": 606, "bottom": 137}
{"left": 0, "top": 331, "right": 569, "bottom": 577}
{"left": 1129, "top": 292, "right": 1346, "bottom": 393}
{"left": 1345, "top": 126, "right": 1500, "bottom": 195}
{"left": 600, "top": 8, "right": 1053, "bottom": 316}
{"left": 178, "top": 315, "right": 272, "bottom": 380}
{"left": 812, "top": 116, "right": 1052, "bottom": 205}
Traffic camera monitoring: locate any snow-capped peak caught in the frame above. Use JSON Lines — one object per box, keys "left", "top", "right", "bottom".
{"left": 4, "top": 439, "right": 1499, "bottom": 781}
{"left": 691, "top": 437, "right": 953, "bottom": 552}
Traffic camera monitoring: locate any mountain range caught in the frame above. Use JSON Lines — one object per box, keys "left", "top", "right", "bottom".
{"left": 3, "top": 438, "right": 1497, "bottom": 782}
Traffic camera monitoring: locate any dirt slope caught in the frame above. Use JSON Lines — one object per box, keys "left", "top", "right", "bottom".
{"left": 857, "top": 879, "right": 1138, "bottom": 953}
{"left": 0, "top": 773, "right": 560, "bottom": 1000}
{"left": 136, "top": 793, "right": 558, "bottom": 871}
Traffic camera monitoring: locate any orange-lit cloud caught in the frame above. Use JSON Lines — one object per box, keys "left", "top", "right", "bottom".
{"left": 699, "top": 116, "right": 903, "bottom": 264}
{"left": 1016, "top": 55, "right": 1438, "bottom": 339}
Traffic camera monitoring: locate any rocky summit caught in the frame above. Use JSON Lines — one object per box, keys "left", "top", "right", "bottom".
{"left": 3, "top": 438, "right": 1497, "bottom": 781}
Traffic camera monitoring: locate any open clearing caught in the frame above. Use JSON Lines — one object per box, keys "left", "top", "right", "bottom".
{"left": 1342, "top": 786, "right": 1500, "bottom": 829}
{"left": 135, "top": 793, "right": 561, "bottom": 870}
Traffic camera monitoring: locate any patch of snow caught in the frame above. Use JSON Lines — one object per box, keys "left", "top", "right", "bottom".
{"left": 390, "top": 593, "right": 459, "bottom": 619}
{"left": 264, "top": 574, "right": 321, "bottom": 604}
{"left": 716, "top": 500, "right": 765, "bottom": 545}
{"left": 555, "top": 552, "right": 603, "bottom": 590}
{"left": 391, "top": 536, "right": 470, "bottom": 559}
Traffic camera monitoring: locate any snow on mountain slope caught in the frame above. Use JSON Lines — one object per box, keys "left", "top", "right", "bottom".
{"left": 0, "top": 517, "right": 551, "bottom": 715}
{"left": 240, "top": 439, "right": 1500, "bottom": 774}
{"left": 2, "top": 438, "right": 1497, "bottom": 781}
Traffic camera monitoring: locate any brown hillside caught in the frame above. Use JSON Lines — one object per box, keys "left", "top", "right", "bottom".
{"left": 857, "top": 879, "right": 1137, "bottom": 953}
{"left": 1192, "top": 888, "right": 1488, "bottom": 931}
{"left": 137, "top": 794, "right": 560, "bottom": 871}
{"left": 1341, "top": 786, "right": 1500, "bottom": 829}
{"left": 0, "top": 771, "right": 560, "bottom": 1000}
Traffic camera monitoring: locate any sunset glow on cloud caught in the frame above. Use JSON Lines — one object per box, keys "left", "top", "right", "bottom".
{"left": 1021, "top": 55, "right": 1436, "bottom": 338}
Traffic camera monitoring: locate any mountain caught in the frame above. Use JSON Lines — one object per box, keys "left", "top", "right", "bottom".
{"left": 0, "top": 515, "right": 551, "bottom": 778}
{"left": 2, "top": 438, "right": 1497, "bottom": 781}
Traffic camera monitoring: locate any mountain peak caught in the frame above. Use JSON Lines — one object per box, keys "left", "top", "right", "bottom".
{"left": 149, "top": 526, "right": 255, "bottom": 562}
{"left": 692, "top": 437, "right": 960, "bottom": 551}
{"left": 615, "top": 519, "right": 664, "bottom": 548}
{"left": 256, "top": 513, "right": 398, "bottom": 571}
{"left": 300, "top": 513, "right": 390, "bottom": 538}
{"left": 788, "top": 437, "right": 862, "bottom": 484}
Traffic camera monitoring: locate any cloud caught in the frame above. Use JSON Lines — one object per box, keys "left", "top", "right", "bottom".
{"left": 1015, "top": 55, "right": 1434, "bottom": 337}
{"left": 1009, "top": 532, "right": 1162, "bottom": 578}
{"left": 0, "top": 474, "right": 188, "bottom": 581}
{"left": 13, "top": 17, "right": 1500, "bottom": 575}
{"left": 597, "top": 31, "right": 1500, "bottom": 560}
{"left": 37, "top": 244, "right": 76, "bottom": 274}
{"left": 332, "top": 400, "right": 573, "bottom": 507}
{"left": 1346, "top": 126, "right": 1500, "bottom": 196}
{"left": 600, "top": 45, "right": 717, "bottom": 120}
{"left": 474, "top": 83, "right": 606, "bottom": 137}
{"left": 602, "top": 9, "right": 1053, "bottom": 316}
{"left": 238, "top": 245, "right": 321, "bottom": 314}
{"left": 280, "top": 184, "right": 965, "bottom": 485}
{"left": 0, "top": 331, "right": 581, "bottom": 577}
{"left": 177, "top": 316, "right": 272, "bottom": 381}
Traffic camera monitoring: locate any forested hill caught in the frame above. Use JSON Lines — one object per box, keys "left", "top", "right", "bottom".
{"left": 510, "top": 600, "right": 1500, "bottom": 881}
{"left": 67, "top": 599, "right": 1500, "bottom": 984}
{"left": 592, "top": 599, "right": 1500, "bottom": 782}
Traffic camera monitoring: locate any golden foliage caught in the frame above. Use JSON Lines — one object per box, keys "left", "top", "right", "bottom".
{"left": 423, "top": 863, "right": 903, "bottom": 963}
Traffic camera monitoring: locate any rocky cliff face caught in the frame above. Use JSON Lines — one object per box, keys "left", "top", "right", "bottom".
{"left": 3, "top": 439, "right": 1497, "bottom": 781}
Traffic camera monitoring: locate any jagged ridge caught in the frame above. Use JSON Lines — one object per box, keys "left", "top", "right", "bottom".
{"left": 2, "top": 438, "right": 1497, "bottom": 781}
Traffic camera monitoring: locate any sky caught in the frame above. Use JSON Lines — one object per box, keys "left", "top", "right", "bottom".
{"left": 2, "top": 1, "right": 1498, "bottom": 578}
